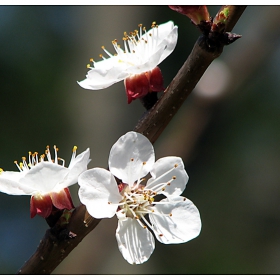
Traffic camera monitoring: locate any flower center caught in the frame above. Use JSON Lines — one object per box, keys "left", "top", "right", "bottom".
{"left": 118, "top": 183, "right": 156, "bottom": 222}
{"left": 115, "top": 161, "right": 181, "bottom": 234}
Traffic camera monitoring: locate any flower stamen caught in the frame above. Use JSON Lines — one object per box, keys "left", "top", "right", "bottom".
{"left": 146, "top": 164, "right": 180, "bottom": 192}
{"left": 12, "top": 145, "right": 77, "bottom": 172}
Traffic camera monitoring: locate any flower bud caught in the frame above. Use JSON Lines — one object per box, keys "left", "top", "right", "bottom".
{"left": 212, "top": 6, "right": 230, "bottom": 32}
{"left": 169, "top": 5, "right": 210, "bottom": 25}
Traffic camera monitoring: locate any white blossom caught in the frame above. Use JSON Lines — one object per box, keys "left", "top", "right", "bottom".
{"left": 78, "top": 21, "right": 178, "bottom": 103}
{"left": 78, "top": 131, "right": 201, "bottom": 264}
{"left": 0, "top": 145, "right": 90, "bottom": 218}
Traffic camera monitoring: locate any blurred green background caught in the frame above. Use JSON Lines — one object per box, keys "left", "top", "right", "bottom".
{"left": 1, "top": 5, "right": 280, "bottom": 274}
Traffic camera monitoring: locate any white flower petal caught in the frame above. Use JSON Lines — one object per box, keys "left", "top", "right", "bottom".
{"left": 156, "top": 21, "right": 178, "bottom": 65}
{"left": 149, "top": 196, "right": 201, "bottom": 244}
{"left": 116, "top": 218, "right": 155, "bottom": 264}
{"left": 19, "top": 162, "right": 69, "bottom": 194}
{"left": 120, "top": 21, "right": 178, "bottom": 75}
{"left": 61, "top": 148, "right": 90, "bottom": 188}
{"left": 157, "top": 21, "right": 177, "bottom": 40}
{"left": 78, "top": 168, "right": 122, "bottom": 219}
{"left": 126, "top": 48, "right": 164, "bottom": 75}
{"left": 0, "top": 170, "right": 25, "bottom": 182}
{"left": 0, "top": 172, "right": 29, "bottom": 195}
{"left": 147, "top": 156, "right": 188, "bottom": 196}
{"left": 109, "top": 132, "right": 155, "bottom": 185}
{"left": 78, "top": 65, "right": 129, "bottom": 90}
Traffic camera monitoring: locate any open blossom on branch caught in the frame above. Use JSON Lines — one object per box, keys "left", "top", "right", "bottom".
{"left": 0, "top": 146, "right": 90, "bottom": 218}
{"left": 78, "top": 21, "right": 178, "bottom": 104}
{"left": 78, "top": 131, "right": 201, "bottom": 264}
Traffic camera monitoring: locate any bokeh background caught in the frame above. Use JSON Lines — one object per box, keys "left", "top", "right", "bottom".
{"left": 1, "top": 5, "right": 280, "bottom": 274}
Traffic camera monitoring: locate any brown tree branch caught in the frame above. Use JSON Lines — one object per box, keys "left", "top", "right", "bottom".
{"left": 135, "top": 5, "right": 247, "bottom": 143}
{"left": 16, "top": 5, "right": 246, "bottom": 274}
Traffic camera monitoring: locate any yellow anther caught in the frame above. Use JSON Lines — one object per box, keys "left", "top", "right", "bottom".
{"left": 73, "top": 146, "right": 77, "bottom": 152}
{"left": 101, "top": 46, "right": 105, "bottom": 49}
{"left": 138, "top": 24, "right": 142, "bottom": 27}
{"left": 142, "top": 161, "right": 146, "bottom": 165}
{"left": 0, "top": 168, "right": 3, "bottom": 173}
{"left": 22, "top": 157, "right": 26, "bottom": 161}
{"left": 169, "top": 213, "right": 173, "bottom": 217}
{"left": 87, "top": 64, "right": 91, "bottom": 68}
{"left": 99, "top": 54, "right": 103, "bottom": 58}
{"left": 89, "top": 58, "right": 94, "bottom": 62}
{"left": 174, "top": 164, "right": 178, "bottom": 168}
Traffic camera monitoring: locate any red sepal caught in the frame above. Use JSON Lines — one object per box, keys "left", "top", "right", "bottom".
{"left": 149, "top": 67, "right": 164, "bottom": 92}
{"left": 50, "top": 188, "right": 75, "bottom": 211}
{"left": 30, "top": 193, "right": 53, "bottom": 218}
{"left": 124, "top": 67, "right": 164, "bottom": 104}
{"left": 125, "top": 73, "right": 150, "bottom": 104}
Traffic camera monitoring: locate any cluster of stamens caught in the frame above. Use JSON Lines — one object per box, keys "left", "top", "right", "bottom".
{"left": 115, "top": 160, "right": 179, "bottom": 236}
{"left": 87, "top": 21, "right": 159, "bottom": 69}
{"left": 13, "top": 145, "right": 77, "bottom": 172}
{"left": 118, "top": 183, "right": 156, "bottom": 222}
